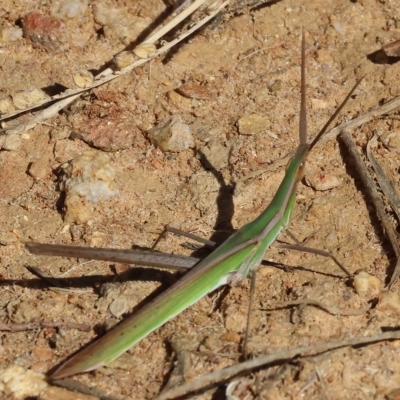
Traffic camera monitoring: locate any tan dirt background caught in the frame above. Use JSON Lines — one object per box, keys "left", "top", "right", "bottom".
{"left": 1, "top": 0, "right": 400, "bottom": 399}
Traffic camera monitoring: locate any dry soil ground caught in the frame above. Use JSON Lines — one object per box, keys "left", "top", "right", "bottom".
{"left": 1, "top": 0, "right": 400, "bottom": 399}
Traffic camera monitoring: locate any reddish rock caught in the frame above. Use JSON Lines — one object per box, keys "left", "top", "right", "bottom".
{"left": 23, "top": 11, "right": 67, "bottom": 52}
{"left": 72, "top": 118, "right": 141, "bottom": 152}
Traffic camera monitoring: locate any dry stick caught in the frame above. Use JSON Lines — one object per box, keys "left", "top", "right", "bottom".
{"left": 144, "top": 0, "right": 211, "bottom": 44}
{"left": 26, "top": 265, "right": 94, "bottom": 294}
{"left": 27, "top": 265, "right": 66, "bottom": 287}
{"left": 154, "top": 330, "right": 400, "bottom": 400}
{"left": 1, "top": 0, "right": 230, "bottom": 133}
{"left": 0, "top": 0, "right": 212, "bottom": 122}
{"left": 319, "top": 94, "right": 400, "bottom": 145}
{"left": 2, "top": 91, "right": 87, "bottom": 134}
{"left": 52, "top": 378, "right": 117, "bottom": 400}
{"left": 366, "top": 137, "right": 400, "bottom": 288}
{"left": 367, "top": 136, "right": 400, "bottom": 222}
{"left": 340, "top": 131, "right": 400, "bottom": 287}
{"left": 273, "top": 241, "right": 351, "bottom": 277}
{"left": 242, "top": 271, "right": 257, "bottom": 359}
{"left": 0, "top": 321, "right": 90, "bottom": 332}
{"left": 261, "top": 299, "right": 371, "bottom": 316}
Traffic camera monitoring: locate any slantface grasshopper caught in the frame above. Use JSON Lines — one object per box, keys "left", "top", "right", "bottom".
{"left": 26, "top": 33, "right": 361, "bottom": 380}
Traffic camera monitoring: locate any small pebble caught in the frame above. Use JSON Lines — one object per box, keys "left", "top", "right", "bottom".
{"left": 353, "top": 271, "right": 382, "bottom": 299}
{"left": 237, "top": 114, "right": 270, "bottom": 135}
{"left": 167, "top": 90, "right": 193, "bottom": 110}
{"left": 2, "top": 134, "right": 22, "bottom": 151}
{"left": 376, "top": 291, "right": 400, "bottom": 315}
{"left": 176, "top": 83, "right": 212, "bottom": 100}
{"left": 305, "top": 172, "right": 342, "bottom": 191}
{"left": 72, "top": 117, "right": 141, "bottom": 152}
{"left": 147, "top": 116, "right": 194, "bottom": 152}
{"left": 108, "top": 297, "right": 128, "bottom": 318}
{"left": 31, "top": 347, "right": 53, "bottom": 361}
{"left": 220, "top": 331, "right": 241, "bottom": 344}
{"left": 86, "top": 232, "right": 106, "bottom": 247}
{"left": 51, "top": 0, "right": 88, "bottom": 19}
{"left": 0, "top": 366, "right": 47, "bottom": 399}
{"left": 93, "top": 3, "right": 117, "bottom": 25}
{"left": 23, "top": 11, "right": 67, "bottom": 52}
{"left": 0, "top": 26, "right": 23, "bottom": 43}
{"left": 60, "top": 151, "right": 119, "bottom": 223}
{"left": 28, "top": 159, "right": 50, "bottom": 180}
{"left": 268, "top": 79, "right": 282, "bottom": 93}
{"left": 379, "top": 131, "right": 400, "bottom": 152}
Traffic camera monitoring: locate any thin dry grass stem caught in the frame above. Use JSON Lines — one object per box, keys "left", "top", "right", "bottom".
{"left": 319, "top": 93, "right": 400, "bottom": 145}
{"left": 144, "top": 0, "right": 212, "bottom": 44}
{"left": 366, "top": 136, "right": 400, "bottom": 288}
{"left": 0, "top": 321, "right": 90, "bottom": 332}
{"left": 0, "top": 0, "right": 230, "bottom": 134}
{"left": 60, "top": 260, "right": 95, "bottom": 277}
{"left": 340, "top": 132, "right": 400, "bottom": 288}
{"left": 367, "top": 135, "right": 400, "bottom": 223}
{"left": 51, "top": 377, "right": 117, "bottom": 400}
{"left": 26, "top": 266, "right": 94, "bottom": 294}
{"left": 155, "top": 330, "right": 400, "bottom": 400}
{"left": 261, "top": 299, "right": 371, "bottom": 316}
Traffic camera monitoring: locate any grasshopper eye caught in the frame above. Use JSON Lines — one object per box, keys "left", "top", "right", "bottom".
{"left": 285, "top": 157, "right": 305, "bottom": 172}
{"left": 296, "top": 161, "right": 306, "bottom": 181}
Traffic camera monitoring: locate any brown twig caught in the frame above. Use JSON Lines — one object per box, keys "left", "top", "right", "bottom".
{"left": 367, "top": 135, "right": 400, "bottom": 222}
{"left": 154, "top": 330, "right": 400, "bottom": 400}
{"left": 0, "top": 321, "right": 91, "bottom": 332}
{"left": 0, "top": 1, "right": 230, "bottom": 135}
{"left": 261, "top": 298, "right": 370, "bottom": 316}
{"left": 319, "top": 94, "right": 400, "bottom": 145}
{"left": 26, "top": 265, "right": 65, "bottom": 287}
{"left": 340, "top": 131, "right": 400, "bottom": 287}
{"left": 51, "top": 378, "right": 117, "bottom": 400}
{"left": 366, "top": 136, "right": 400, "bottom": 288}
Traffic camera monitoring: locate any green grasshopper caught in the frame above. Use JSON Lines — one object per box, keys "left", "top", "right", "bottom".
{"left": 26, "top": 33, "right": 362, "bottom": 379}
